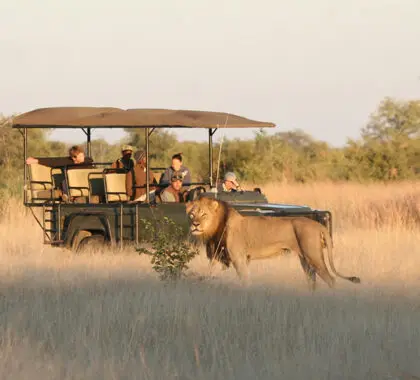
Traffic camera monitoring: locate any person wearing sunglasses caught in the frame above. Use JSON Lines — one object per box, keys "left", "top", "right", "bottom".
{"left": 159, "top": 171, "right": 187, "bottom": 203}
{"left": 25, "top": 145, "right": 94, "bottom": 202}
{"left": 25, "top": 145, "right": 93, "bottom": 168}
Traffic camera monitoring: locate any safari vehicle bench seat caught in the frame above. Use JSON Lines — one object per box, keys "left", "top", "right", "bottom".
{"left": 66, "top": 168, "right": 105, "bottom": 202}
{"left": 104, "top": 172, "right": 129, "bottom": 203}
{"left": 27, "top": 164, "right": 63, "bottom": 203}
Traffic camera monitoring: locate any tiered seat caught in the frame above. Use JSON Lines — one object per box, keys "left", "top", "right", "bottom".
{"left": 87, "top": 172, "right": 106, "bottom": 203}
{"left": 27, "top": 164, "right": 63, "bottom": 203}
{"left": 66, "top": 168, "right": 105, "bottom": 202}
{"left": 153, "top": 171, "right": 163, "bottom": 183}
{"left": 103, "top": 172, "right": 129, "bottom": 203}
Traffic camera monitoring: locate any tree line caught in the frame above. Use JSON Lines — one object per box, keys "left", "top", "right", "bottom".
{"left": 1, "top": 97, "right": 419, "bottom": 202}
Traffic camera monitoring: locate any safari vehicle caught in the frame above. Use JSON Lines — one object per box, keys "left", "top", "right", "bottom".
{"left": 12, "top": 107, "right": 333, "bottom": 252}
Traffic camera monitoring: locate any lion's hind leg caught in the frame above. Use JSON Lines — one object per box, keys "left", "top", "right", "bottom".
{"left": 299, "top": 256, "right": 317, "bottom": 292}
{"left": 295, "top": 229, "right": 335, "bottom": 289}
{"left": 302, "top": 246, "right": 335, "bottom": 288}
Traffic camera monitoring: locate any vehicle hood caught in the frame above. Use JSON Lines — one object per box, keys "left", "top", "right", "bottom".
{"left": 231, "top": 202, "right": 313, "bottom": 213}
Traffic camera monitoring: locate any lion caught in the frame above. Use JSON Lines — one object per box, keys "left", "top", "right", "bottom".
{"left": 185, "top": 197, "right": 361, "bottom": 291}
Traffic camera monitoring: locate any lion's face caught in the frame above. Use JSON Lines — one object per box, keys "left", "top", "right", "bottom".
{"left": 186, "top": 198, "right": 221, "bottom": 237}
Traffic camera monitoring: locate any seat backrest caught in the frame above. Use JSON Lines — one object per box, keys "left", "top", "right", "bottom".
{"left": 153, "top": 172, "right": 163, "bottom": 183}
{"left": 28, "top": 164, "right": 63, "bottom": 202}
{"left": 104, "top": 172, "right": 128, "bottom": 202}
{"left": 28, "top": 164, "right": 54, "bottom": 190}
{"left": 88, "top": 172, "right": 106, "bottom": 203}
{"left": 67, "top": 168, "right": 104, "bottom": 197}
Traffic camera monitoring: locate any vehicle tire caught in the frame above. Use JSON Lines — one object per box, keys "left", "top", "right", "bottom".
{"left": 76, "top": 234, "right": 107, "bottom": 254}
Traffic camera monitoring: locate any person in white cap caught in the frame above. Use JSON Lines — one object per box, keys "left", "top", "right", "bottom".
{"left": 112, "top": 144, "right": 135, "bottom": 171}
{"left": 218, "top": 172, "right": 242, "bottom": 192}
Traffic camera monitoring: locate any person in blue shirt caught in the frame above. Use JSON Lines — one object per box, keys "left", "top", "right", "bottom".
{"left": 159, "top": 153, "right": 192, "bottom": 186}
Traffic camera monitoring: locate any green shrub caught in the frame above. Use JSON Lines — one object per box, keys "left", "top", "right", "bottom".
{"left": 137, "top": 217, "right": 199, "bottom": 281}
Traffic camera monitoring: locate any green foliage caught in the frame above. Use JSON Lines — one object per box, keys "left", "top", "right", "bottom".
{"left": 344, "top": 97, "right": 420, "bottom": 181}
{"left": 0, "top": 95, "right": 419, "bottom": 210}
{"left": 0, "top": 115, "right": 67, "bottom": 205}
{"left": 137, "top": 217, "right": 199, "bottom": 282}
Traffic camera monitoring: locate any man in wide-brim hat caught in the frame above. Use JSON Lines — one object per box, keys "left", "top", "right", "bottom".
{"left": 112, "top": 144, "right": 135, "bottom": 171}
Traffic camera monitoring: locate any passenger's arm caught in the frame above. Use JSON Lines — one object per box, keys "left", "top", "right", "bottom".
{"left": 26, "top": 157, "right": 39, "bottom": 164}
{"left": 126, "top": 171, "right": 133, "bottom": 197}
{"left": 35, "top": 157, "right": 73, "bottom": 168}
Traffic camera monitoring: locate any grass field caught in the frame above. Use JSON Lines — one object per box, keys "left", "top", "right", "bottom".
{"left": 0, "top": 182, "right": 419, "bottom": 379}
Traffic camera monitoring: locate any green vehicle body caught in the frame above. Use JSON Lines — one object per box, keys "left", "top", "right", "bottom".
{"left": 39, "top": 190, "right": 332, "bottom": 252}
{"left": 12, "top": 107, "right": 333, "bottom": 252}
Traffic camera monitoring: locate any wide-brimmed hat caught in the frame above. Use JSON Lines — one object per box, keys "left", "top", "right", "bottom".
{"left": 121, "top": 144, "right": 134, "bottom": 152}
{"left": 224, "top": 172, "right": 239, "bottom": 186}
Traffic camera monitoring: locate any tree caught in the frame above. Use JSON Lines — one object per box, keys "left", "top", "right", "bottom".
{"left": 352, "top": 97, "right": 420, "bottom": 180}
{"left": 362, "top": 97, "right": 420, "bottom": 143}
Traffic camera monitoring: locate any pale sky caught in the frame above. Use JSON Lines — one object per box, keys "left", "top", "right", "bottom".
{"left": 1, "top": 0, "right": 419, "bottom": 147}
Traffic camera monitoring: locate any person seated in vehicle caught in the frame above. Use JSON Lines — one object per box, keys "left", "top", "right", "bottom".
{"left": 159, "top": 153, "right": 192, "bottom": 187}
{"left": 26, "top": 145, "right": 94, "bottom": 168}
{"left": 111, "top": 144, "right": 135, "bottom": 172}
{"left": 26, "top": 145, "right": 94, "bottom": 202}
{"left": 159, "top": 171, "right": 187, "bottom": 203}
{"left": 217, "top": 172, "right": 242, "bottom": 193}
{"left": 126, "top": 150, "right": 157, "bottom": 202}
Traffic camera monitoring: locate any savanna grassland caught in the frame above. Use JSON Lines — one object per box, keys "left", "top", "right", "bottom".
{"left": 0, "top": 182, "right": 419, "bottom": 379}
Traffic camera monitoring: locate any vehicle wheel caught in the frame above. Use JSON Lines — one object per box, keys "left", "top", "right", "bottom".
{"left": 76, "top": 234, "right": 107, "bottom": 254}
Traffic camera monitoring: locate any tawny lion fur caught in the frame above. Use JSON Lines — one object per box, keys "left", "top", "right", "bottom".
{"left": 186, "top": 197, "right": 361, "bottom": 290}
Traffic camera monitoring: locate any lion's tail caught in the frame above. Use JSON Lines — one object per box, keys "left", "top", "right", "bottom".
{"left": 323, "top": 229, "right": 361, "bottom": 284}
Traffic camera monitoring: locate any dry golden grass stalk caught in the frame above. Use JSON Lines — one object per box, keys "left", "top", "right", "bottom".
{"left": 0, "top": 182, "right": 418, "bottom": 379}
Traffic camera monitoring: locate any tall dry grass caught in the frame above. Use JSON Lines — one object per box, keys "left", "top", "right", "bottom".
{"left": 252, "top": 180, "right": 420, "bottom": 230}
{"left": 0, "top": 182, "right": 419, "bottom": 379}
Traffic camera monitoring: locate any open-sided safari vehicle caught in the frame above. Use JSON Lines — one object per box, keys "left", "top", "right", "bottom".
{"left": 12, "top": 107, "right": 333, "bottom": 252}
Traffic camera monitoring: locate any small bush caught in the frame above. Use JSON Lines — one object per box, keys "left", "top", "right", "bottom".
{"left": 137, "top": 217, "right": 199, "bottom": 281}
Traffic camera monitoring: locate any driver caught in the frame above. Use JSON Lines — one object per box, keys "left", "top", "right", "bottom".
{"left": 218, "top": 172, "right": 242, "bottom": 192}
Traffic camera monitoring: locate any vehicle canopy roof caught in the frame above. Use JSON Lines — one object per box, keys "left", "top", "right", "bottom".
{"left": 12, "top": 107, "right": 276, "bottom": 129}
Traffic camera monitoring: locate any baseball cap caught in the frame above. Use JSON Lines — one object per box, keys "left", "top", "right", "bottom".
{"left": 121, "top": 144, "right": 134, "bottom": 152}
{"left": 224, "top": 172, "right": 239, "bottom": 186}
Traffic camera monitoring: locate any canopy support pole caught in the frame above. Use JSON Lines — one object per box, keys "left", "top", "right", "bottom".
{"left": 208, "top": 128, "right": 217, "bottom": 187}
{"left": 87, "top": 127, "right": 91, "bottom": 157}
{"left": 145, "top": 128, "right": 150, "bottom": 203}
{"left": 81, "top": 127, "right": 92, "bottom": 157}
{"left": 23, "top": 128, "right": 28, "bottom": 204}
